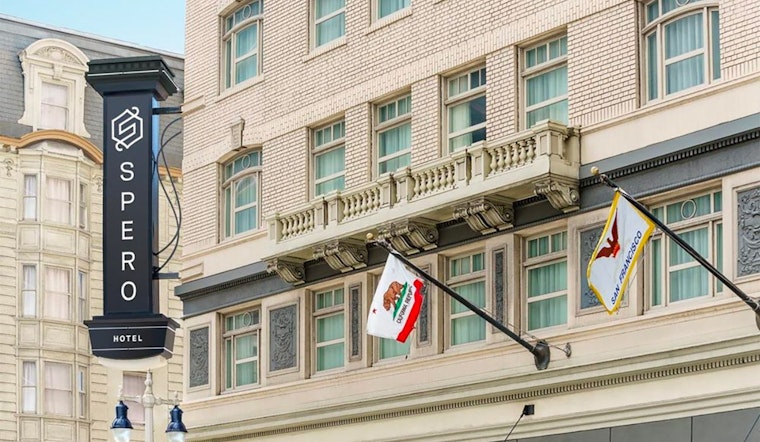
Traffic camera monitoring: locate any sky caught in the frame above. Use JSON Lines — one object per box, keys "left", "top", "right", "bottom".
{"left": 0, "top": 0, "right": 185, "bottom": 54}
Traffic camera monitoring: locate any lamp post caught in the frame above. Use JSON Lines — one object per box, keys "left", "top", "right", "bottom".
{"left": 111, "top": 370, "right": 188, "bottom": 442}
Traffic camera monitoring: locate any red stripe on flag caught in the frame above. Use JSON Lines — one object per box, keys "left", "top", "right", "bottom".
{"left": 397, "top": 279, "right": 424, "bottom": 343}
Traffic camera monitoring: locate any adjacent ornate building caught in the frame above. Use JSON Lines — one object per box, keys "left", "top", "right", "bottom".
{"left": 0, "top": 14, "right": 185, "bottom": 441}
{"left": 178, "top": 0, "right": 760, "bottom": 440}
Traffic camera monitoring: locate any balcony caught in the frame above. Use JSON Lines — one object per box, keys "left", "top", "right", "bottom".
{"left": 264, "top": 121, "right": 580, "bottom": 283}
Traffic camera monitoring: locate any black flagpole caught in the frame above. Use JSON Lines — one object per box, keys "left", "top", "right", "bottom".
{"left": 369, "top": 236, "right": 557, "bottom": 370}
{"left": 591, "top": 167, "right": 760, "bottom": 319}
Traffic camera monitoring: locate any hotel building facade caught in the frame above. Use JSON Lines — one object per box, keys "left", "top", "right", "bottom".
{"left": 178, "top": 0, "right": 760, "bottom": 440}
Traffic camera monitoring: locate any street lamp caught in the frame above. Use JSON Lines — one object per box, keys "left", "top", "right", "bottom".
{"left": 111, "top": 370, "right": 188, "bottom": 442}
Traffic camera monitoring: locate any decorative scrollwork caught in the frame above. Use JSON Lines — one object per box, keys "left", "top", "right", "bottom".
{"left": 453, "top": 197, "right": 513, "bottom": 234}
{"left": 313, "top": 239, "right": 367, "bottom": 272}
{"left": 534, "top": 178, "right": 580, "bottom": 213}
{"left": 377, "top": 220, "right": 438, "bottom": 255}
{"left": 266, "top": 257, "right": 306, "bottom": 284}
{"left": 738, "top": 187, "right": 760, "bottom": 277}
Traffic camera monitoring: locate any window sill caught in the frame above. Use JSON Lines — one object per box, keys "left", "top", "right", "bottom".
{"left": 219, "top": 227, "right": 267, "bottom": 247}
{"left": 303, "top": 37, "right": 347, "bottom": 62}
{"left": 365, "top": 7, "right": 412, "bottom": 36}
{"left": 216, "top": 75, "right": 265, "bottom": 103}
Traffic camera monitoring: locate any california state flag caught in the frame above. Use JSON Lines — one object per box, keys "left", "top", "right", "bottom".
{"left": 587, "top": 191, "right": 655, "bottom": 314}
{"left": 367, "top": 254, "right": 425, "bottom": 343}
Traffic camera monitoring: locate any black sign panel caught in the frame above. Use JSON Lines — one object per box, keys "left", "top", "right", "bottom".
{"left": 102, "top": 92, "right": 159, "bottom": 315}
{"left": 87, "top": 316, "right": 178, "bottom": 359}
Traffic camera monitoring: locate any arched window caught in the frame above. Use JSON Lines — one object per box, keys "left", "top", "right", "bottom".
{"left": 222, "top": 150, "right": 262, "bottom": 238}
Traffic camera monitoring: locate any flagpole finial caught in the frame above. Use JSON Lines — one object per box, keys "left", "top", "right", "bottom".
{"left": 590, "top": 166, "right": 600, "bottom": 176}
{"left": 366, "top": 232, "right": 375, "bottom": 241}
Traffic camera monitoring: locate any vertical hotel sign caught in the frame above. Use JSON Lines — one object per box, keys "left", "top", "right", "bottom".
{"left": 85, "top": 56, "right": 179, "bottom": 361}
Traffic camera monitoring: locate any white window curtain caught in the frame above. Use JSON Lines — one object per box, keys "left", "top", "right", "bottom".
{"left": 315, "top": 147, "right": 345, "bottom": 196}
{"left": 669, "top": 228, "right": 709, "bottom": 301}
{"left": 44, "top": 362, "right": 72, "bottom": 416}
{"left": 44, "top": 267, "right": 70, "bottom": 320}
{"left": 451, "top": 281, "right": 486, "bottom": 345}
{"left": 235, "top": 23, "right": 259, "bottom": 84}
{"left": 123, "top": 373, "right": 146, "bottom": 423}
{"left": 378, "top": 0, "right": 409, "bottom": 19}
{"left": 45, "top": 178, "right": 71, "bottom": 224}
{"left": 39, "top": 82, "right": 69, "bottom": 130}
{"left": 526, "top": 66, "right": 568, "bottom": 127}
{"left": 527, "top": 261, "right": 568, "bottom": 329}
{"left": 22, "top": 361, "right": 36, "bottom": 413}
{"left": 664, "top": 13, "right": 705, "bottom": 94}
{"left": 379, "top": 337, "right": 411, "bottom": 359}
{"left": 234, "top": 332, "right": 258, "bottom": 386}
{"left": 448, "top": 96, "right": 486, "bottom": 151}
{"left": 22, "top": 265, "right": 36, "bottom": 317}
{"left": 315, "top": 0, "right": 345, "bottom": 46}
{"left": 316, "top": 313, "right": 344, "bottom": 371}
{"left": 234, "top": 176, "right": 258, "bottom": 234}
{"left": 378, "top": 123, "right": 411, "bottom": 174}
{"left": 23, "top": 175, "right": 38, "bottom": 220}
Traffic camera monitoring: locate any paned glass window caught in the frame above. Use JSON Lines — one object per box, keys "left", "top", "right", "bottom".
{"left": 446, "top": 67, "right": 486, "bottom": 152}
{"left": 22, "top": 361, "right": 36, "bottom": 413}
{"left": 223, "top": 0, "right": 263, "bottom": 88}
{"left": 643, "top": 0, "right": 720, "bottom": 101}
{"left": 77, "top": 271, "right": 87, "bottom": 322}
{"left": 39, "top": 82, "right": 69, "bottom": 130}
{"left": 314, "top": 288, "right": 345, "bottom": 371}
{"left": 23, "top": 175, "right": 37, "bottom": 220}
{"left": 44, "top": 362, "right": 72, "bottom": 416}
{"left": 78, "top": 183, "right": 87, "bottom": 229}
{"left": 448, "top": 252, "right": 486, "bottom": 345}
{"left": 377, "top": 0, "right": 410, "bottom": 19}
{"left": 45, "top": 177, "right": 72, "bottom": 225}
{"left": 44, "top": 267, "right": 71, "bottom": 320}
{"left": 376, "top": 95, "right": 411, "bottom": 175}
{"left": 525, "top": 231, "right": 568, "bottom": 330}
{"left": 22, "top": 265, "right": 37, "bottom": 318}
{"left": 223, "top": 151, "right": 262, "bottom": 238}
{"left": 315, "top": 0, "right": 345, "bottom": 47}
{"left": 313, "top": 120, "right": 346, "bottom": 197}
{"left": 223, "top": 309, "right": 261, "bottom": 390}
{"left": 649, "top": 190, "right": 722, "bottom": 306}
{"left": 77, "top": 366, "right": 86, "bottom": 418}
{"left": 523, "top": 35, "right": 568, "bottom": 128}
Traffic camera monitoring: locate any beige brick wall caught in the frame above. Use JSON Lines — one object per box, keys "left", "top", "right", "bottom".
{"left": 720, "top": 0, "right": 760, "bottom": 79}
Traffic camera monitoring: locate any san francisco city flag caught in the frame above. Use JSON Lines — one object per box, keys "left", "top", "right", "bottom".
{"left": 587, "top": 191, "right": 656, "bottom": 313}
{"left": 367, "top": 254, "right": 425, "bottom": 343}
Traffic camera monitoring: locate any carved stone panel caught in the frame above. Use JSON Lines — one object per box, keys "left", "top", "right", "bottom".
{"left": 269, "top": 304, "right": 298, "bottom": 371}
{"left": 417, "top": 264, "right": 431, "bottom": 345}
{"left": 580, "top": 227, "right": 603, "bottom": 309}
{"left": 493, "top": 248, "right": 506, "bottom": 328}
{"left": 188, "top": 327, "right": 209, "bottom": 388}
{"left": 738, "top": 187, "right": 760, "bottom": 277}
{"left": 349, "top": 284, "right": 362, "bottom": 360}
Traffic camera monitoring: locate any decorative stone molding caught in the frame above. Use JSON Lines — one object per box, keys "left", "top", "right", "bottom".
{"left": 738, "top": 186, "right": 760, "bottom": 277}
{"left": 534, "top": 178, "right": 580, "bottom": 213}
{"left": 349, "top": 284, "right": 362, "bottom": 361}
{"left": 266, "top": 257, "right": 306, "bottom": 284}
{"left": 377, "top": 220, "right": 438, "bottom": 254}
{"left": 3, "top": 158, "right": 14, "bottom": 177}
{"left": 93, "top": 175, "right": 104, "bottom": 193}
{"left": 188, "top": 327, "right": 209, "bottom": 388}
{"left": 269, "top": 304, "right": 298, "bottom": 371}
{"left": 453, "top": 196, "right": 513, "bottom": 234}
{"left": 313, "top": 239, "right": 368, "bottom": 273}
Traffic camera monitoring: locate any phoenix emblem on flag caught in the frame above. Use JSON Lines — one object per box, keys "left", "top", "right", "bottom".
{"left": 595, "top": 214, "right": 620, "bottom": 259}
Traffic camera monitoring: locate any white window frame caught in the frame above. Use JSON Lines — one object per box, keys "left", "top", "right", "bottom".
{"left": 77, "top": 271, "right": 87, "bottom": 322}
{"left": 222, "top": 0, "right": 264, "bottom": 90}
{"left": 444, "top": 66, "right": 487, "bottom": 153}
{"left": 44, "top": 362, "right": 72, "bottom": 417}
{"left": 77, "top": 366, "right": 87, "bottom": 419}
{"left": 375, "top": 94, "right": 412, "bottom": 176}
{"left": 524, "top": 231, "right": 568, "bottom": 331}
{"left": 44, "top": 266, "right": 72, "bottom": 321}
{"left": 648, "top": 189, "right": 723, "bottom": 308}
{"left": 447, "top": 251, "right": 487, "bottom": 346}
{"left": 78, "top": 182, "right": 88, "bottom": 229}
{"left": 22, "top": 174, "right": 38, "bottom": 221}
{"left": 44, "top": 176, "right": 73, "bottom": 225}
{"left": 312, "top": 120, "right": 346, "bottom": 198}
{"left": 21, "top": 361, "right": 37, "bottom": 414}
{"left": 22, "top": 264, "right": 37, "bottom": 318}
{"left": 642, "top": 0, "right": 720, "bottom": 102}
{"left": 313, "top": 287, "right": 346, "bottom": 372}
{"left": 522, "top": 35, "right": 568, "bottom": 129}
{"left": 313, "top": 0, "right": 346, "bottom": 48}
{"left": 38, "top": 80, "right": 70, "bottom": 131}
{"left": 222, "top": 308, "right": 261, "bottom": 391}
{"left": 222, "top": 150, "right": 262, "bottom": 239}
{"left": 18, "top": 39, "right": 90, "bottom": 137}
{"left": 374, "top": 0, "right": 410, "bottom": 21}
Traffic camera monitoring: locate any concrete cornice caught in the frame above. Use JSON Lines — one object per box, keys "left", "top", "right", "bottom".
{"left": 0, "top": 130, "right": 103, "bottom": 164}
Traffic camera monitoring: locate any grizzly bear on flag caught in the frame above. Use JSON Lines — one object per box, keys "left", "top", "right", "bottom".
{"left": 382, "top": 281, "right": 403, "bottom": 311}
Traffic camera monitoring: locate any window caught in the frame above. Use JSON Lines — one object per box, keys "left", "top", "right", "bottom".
{"left": 18, "top": 39, "right": 90, "bottom": 137}
{"left": 523, "top": 35, "right": 568, "bottom": 128}
{"left": 44, "top": 362, "right": 72, "bottom": 416}
{"left": 223, "top": 0, "right": 263, "bottom": 89}
{"left": 223, "top": 151, "right": 262, "bottom": 238}
{"left": 314, "top": 0, "right": 345, "bottom": 47}
{"left": 77, "top": 366, "right": 86, "bottom": 418}
{"left": 525, "top": 232, "right": 567, "bottom": 330}
{"left": 39, "top": 82, "right": 69, "bottom": 130}
{"left": 23, "top": 175, "right": 37, "bottom": 221}
{"left": 223, "top": 309, "right": 260, "bottom": 390}
{"left": 45, "top": 177, "right": 72, "bottom": 224}
{"left": 22, "top": 361, "right": 36, "bottom": 413}
{"left": 446, "top": 66, "right": 486, "bottom": 152}
{"left": 22, "top": 265, "right": 37, "bottom": 318}
{"left": 649, "top": 190, "right": 722, "bottom": 306}
{"left": 643, "top": 0, "right": 720, "bottom": 101}
{"left": 377, "top": 0, "right": 409, "bottom": 20}
{"left": 78, "top": 183, "right": 88, "bottom": 229}
{"left": 313, "top": 120, "right": 346, "bottom": 197}
{"left": 44, "top": 267, "right": 71, "bottom": 320}
{"left": 314, "top": 287, "right": 345, "bottom": 371}
{"left": 376, "top": 95, "right": 412, "bottom": 175}
{"left": 123, "top": 373, "right": 146, "bottom": 424}
{"left": 77, "top": 271, "right": 87, "bottom": 322}
{"left": 448, "top": 252, "right": 487, "bottom": 345}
